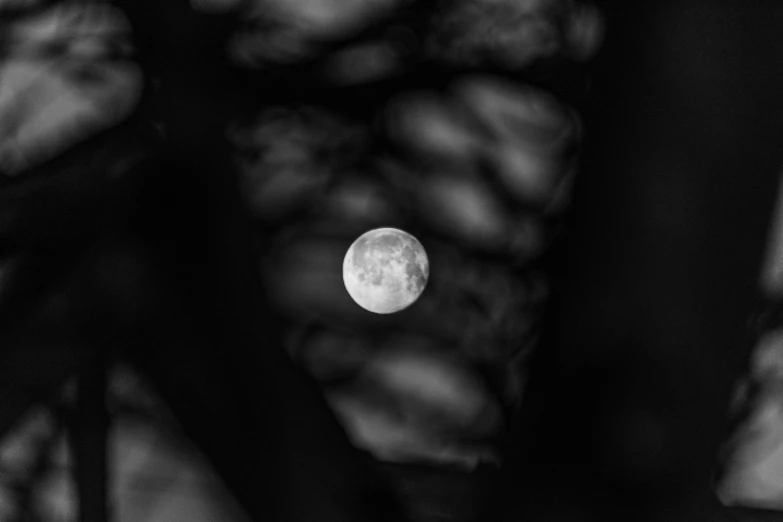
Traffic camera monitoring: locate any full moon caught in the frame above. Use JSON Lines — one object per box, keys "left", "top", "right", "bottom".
{"left": 343, "top": 228, "right": 429, "bottom": 314}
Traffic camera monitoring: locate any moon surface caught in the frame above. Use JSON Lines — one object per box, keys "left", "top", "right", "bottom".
{"left": 343, "top": 228, "right": 429, "bottom": 314}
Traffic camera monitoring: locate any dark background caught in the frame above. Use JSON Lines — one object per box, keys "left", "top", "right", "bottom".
{"left": 2, "top": 1, "right": 783, "bottom": 521}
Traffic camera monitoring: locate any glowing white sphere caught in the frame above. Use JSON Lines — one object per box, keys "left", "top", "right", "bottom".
{"left": 343, "top": 228, "right": 429, "bottom": 314}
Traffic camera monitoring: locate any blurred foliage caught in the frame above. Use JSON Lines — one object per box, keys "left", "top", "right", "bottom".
{"left": 0, "top": 1, "right": 142, "bottom": 175}
{"left": 0, "top": 0, "right": 606, "bottom": 518}
{"left": 719, "top": 307, "right": 783, "bottom": 509}
{"left": 226, "top": 1, "right": 594, "bottom": 465}
{"left": 0, "top": 365, "right": 248, "bottom": 521}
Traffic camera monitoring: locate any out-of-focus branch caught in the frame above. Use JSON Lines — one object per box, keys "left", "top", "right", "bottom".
{"left": 70, "top": 356, "right": 108, "bottom": 522}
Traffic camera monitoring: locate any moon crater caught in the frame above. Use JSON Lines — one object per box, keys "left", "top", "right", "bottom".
{"left": 343, "top": 228, "right": 429, "bottom": 314}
